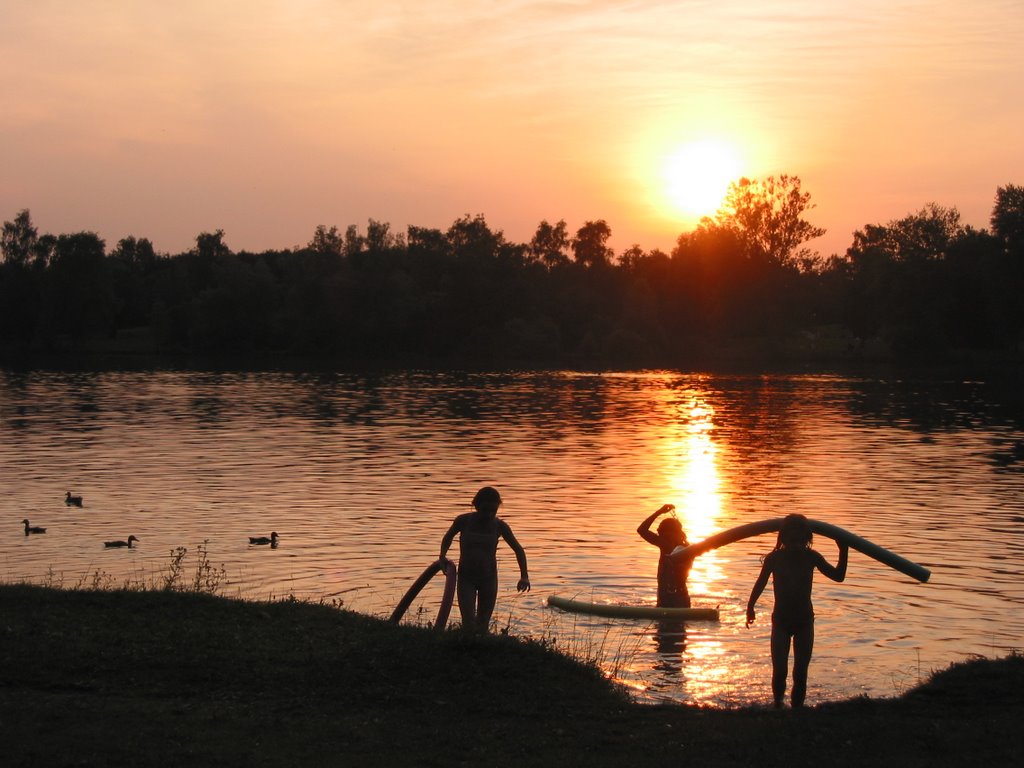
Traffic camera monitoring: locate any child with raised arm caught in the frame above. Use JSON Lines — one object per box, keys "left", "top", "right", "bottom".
{"left": 637, "top": 503, "right": 693, "bottom": 608}
{"left": 745, "top": 513, "right": 849, "bottom": 708}
{"left": 439, "top": 486, "right": 530, "bottom": 632}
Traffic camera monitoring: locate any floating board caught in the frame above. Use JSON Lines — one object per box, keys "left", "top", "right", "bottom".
{"left": 547, "top": 595, "right": 720, "bottom": 621}
{"left": 670, "top": 518, "right": 930, "bottom": 583}
{"left": 390, "top": 558, "right": 458, "bottom": 629}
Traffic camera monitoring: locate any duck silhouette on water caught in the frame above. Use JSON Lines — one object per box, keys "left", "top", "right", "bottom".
{"left": 65, "top": 491, "right": 83, "bottom": 507}
{"left": 249, "top": 532, "right": 279, "bottom": 547}
{"left": 22, "top": 519, "right": 46, "bottom": 535}
{"left": 104, "top": 535, "right": 139, "bottom": 549}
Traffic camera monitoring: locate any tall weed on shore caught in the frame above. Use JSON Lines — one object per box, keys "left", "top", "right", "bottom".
{"left": 20, "top": 541, "right": 228, "bottom": 596}
{"left": 161, "top": 541, "right": 227, "bottom": 593}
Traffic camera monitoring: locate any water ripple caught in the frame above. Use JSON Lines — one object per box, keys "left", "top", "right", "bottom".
{"left": 2, "top": 368, "right": 1022, "bottom": 707}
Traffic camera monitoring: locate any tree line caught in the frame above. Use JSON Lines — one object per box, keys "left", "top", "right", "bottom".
{"left": 2, "top": 176, "right": 1022, "bottom": 365}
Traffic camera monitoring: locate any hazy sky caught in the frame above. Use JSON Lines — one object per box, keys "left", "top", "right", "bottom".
{"left": 3, "top": 1, "right": 1022, "bottom": 258}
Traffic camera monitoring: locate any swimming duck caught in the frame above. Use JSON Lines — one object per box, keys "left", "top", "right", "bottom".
{"left": 104, "top": 535, "right": 139, "bottom": 548}
{"left": 65, "top": 491, "right": 84, "bottom": 507}
{"left": 22, "top": 519, "right": 46, "bottom": 535}
{"left": 249, "top": 532, "right": 279, "bottom": 546}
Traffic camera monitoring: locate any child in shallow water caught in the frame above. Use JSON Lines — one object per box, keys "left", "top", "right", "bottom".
{"left": 745, "top": 513, "right": 849, "bottom": 708}
{"left": 637, "top": 504, "right": 693, "bottom": 608}
{"left": 439, "top": 486, "right": 530, "bottom": 632}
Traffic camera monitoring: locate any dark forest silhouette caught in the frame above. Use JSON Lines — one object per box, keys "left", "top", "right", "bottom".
{"left": 2, "top": 177, "right": 1022, "bottom": 365}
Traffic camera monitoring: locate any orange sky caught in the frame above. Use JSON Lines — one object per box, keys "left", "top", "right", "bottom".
{"left": 2, "top": 1, "right": 1022, "bottom": 258}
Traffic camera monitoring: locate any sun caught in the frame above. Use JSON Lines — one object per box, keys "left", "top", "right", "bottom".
{"left": 663, "top": 139, "right": 743, "bottom": 220}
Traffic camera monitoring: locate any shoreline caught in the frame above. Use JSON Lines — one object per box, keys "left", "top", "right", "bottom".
{"left": 2, "top": 583, "right": 1021, "bottom": 767}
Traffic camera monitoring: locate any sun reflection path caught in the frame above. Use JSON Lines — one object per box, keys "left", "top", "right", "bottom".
{"left": 665, "top": 396, "right": 726, "bottom": 597}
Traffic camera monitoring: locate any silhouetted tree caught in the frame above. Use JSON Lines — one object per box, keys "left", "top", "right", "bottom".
{"left": 843, "top": 204, "right": 969, "bottom": 354}
{"left": 1, "top": 209, "right": 38, "bottom": 267}
{"left": 572, "top": 220, "right": 613, "bottom": 268}
{"left": 195, "top": 229, "right": 231, "bottom": 261}
{"left": 989, "top": 185, "right": 1024, "bottom": 344}
{"left": 343, "top": 225, "right": 364, "bottom": 258}
{"left": 110, "top": 236, "right": 157, "bottom": 268}
{"left": 308, "top": 225, "right": 344, "bottom": 256}
{"left": 991, "top": 184, "right": 1024, "bottom": 257}
{"left": 4, "top": 180, "right": 1022, "bottom": 363}
{"left": 849, "top": 203, "right": 964, "bottom": 263}
{"left": 187, "top": 229, "right": 231, "bottom": 292}
{"left": 39, "top": 231, "right": 111, "bottom": 345}
{"left": 617, "top": 244, "right": 645, "bottom": 270}
{"left": 672, "top": 225, "right": 757, "bottom": 339}
{"left": 190, "top": 252, "right": 278, "bottom": 353}
{"left": 407, "top": 225, "right": 447, "bottom": 259}
{"left": 0, "top": 209, "right": 43, "bottom": 346}
{"left": 943, "top": 227, "right": 1008, "bottom": 348}
{"left": 684, "top": 178, "right": 817, "bottom": 338}
{"left": 365, "top": 219, "right": 404, "bottom": 253}
{"left": 704, "top": 175, "right": 825, "bottom": 271}
{"left": 446, "top": 214, "right": 503, "bottom": 261}
{"left": 529, "top": 219, "right": 570, "bottom": 267}
{"left": 108, "top": 236, "right": 159, "bottom": 329}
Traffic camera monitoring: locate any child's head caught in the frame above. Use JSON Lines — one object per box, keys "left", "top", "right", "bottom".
{"left": 472, "top": 486, "right": 502, "bottom": 516}
{"left": 657, "top": 517, "right": 688, "bottom": 546}
{"left": 778, "top": 514, "right": 812, "bottom": 549}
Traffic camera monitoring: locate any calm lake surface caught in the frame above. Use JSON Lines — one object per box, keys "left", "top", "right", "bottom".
{"left": 2, "top": 366, "right": 1022, "bottom": 708}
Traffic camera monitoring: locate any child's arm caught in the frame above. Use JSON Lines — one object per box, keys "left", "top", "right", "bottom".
{"left": 499, "top": 521, "right": 531, "bottom": 592}
{"left": 439, "top": 515, "right": 464, "bottom": 560}
{"left": 817, "top": 541, "right": 849, "bottom": 582}
{"left": 637, "top": 504, "right": 674, "bottom": 545}
{"left": 746, "top": 557, "right": 773, "bottom": 627}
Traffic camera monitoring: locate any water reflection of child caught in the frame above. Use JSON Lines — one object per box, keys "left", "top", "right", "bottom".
{"left": 745, "top": 513, "right": 849, "bottom": 709}
{"left": 439, "top": 486, "right": 530, "bottom": 632}
{"left": 652, "top": 619, "right": 687, "bottom": 674}
{"left": 637, "top": 504, "right": 692, "bottom": 608}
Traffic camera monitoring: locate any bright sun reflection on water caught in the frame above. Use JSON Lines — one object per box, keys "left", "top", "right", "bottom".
{"left": 636, "top": 389, "right": 743, "bottom": 704}
{"left": 666, "top": 394, "right": 723, "bottom": 596}
{"left": 682, "top": 639, "right": 736, "bottom": 700}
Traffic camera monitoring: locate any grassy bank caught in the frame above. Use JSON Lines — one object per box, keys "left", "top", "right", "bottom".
{"left": 2, "top": 584, "right": 1020, "bottom": 767}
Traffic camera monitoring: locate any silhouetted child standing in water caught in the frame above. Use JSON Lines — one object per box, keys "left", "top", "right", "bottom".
{"left": 637, "top": 504, "right": 693, "bottom": 608}
{"left": 745, "top": 513, "right": 848, "bottom": 708}
{"left": 439, "top": 486, "right": 530, "bottom": 632}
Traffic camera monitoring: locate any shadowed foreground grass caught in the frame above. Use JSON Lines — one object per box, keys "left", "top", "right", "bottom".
{"left": 2, "top": 584, "right": 1020, "bottom": 767}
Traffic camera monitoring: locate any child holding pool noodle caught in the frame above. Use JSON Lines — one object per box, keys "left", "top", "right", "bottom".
{"left": 439, "top": 486, "right": 530, "bottom": 632}
{"left": 745, "top": 513, "right": 848, "bottom": 708}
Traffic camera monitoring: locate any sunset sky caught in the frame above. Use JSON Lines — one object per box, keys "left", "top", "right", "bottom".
{"left": 3, "top": 1, "right": 1022, "bottom": 259}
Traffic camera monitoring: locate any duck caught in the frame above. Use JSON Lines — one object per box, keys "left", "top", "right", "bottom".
{"left": 249, "top": 532, "right": 279, "bottom": 546}
{"left": 65, "top": 491, "right": 84, "bottom": 507}
{"left": 104, "top": 535, "right": 139, "bottom": 548}
{"left": 22, "top": 519, "right": 47, "bottom": 535}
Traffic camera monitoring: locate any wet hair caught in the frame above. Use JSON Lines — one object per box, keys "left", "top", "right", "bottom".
{"left": 657, "top": 517, "right": 687, "bottom": 545}
{"left": 775, "top": 513, "right": 813, "bottom": 551}
{"left": 471, "top": 486, "right": 502, "bottom": 511}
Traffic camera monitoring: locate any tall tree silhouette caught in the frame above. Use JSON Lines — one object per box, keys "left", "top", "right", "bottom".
{"left": 992, "top": 184, "right": 1024, "bottom": 257}
{"left": 530, "top": 219, "right": 570, "bottom": 267}
{"left": 572, "top": 220, "right": 613, "bottom": 268}
{"left": 703, "top": 175, "right": 825, "bottom": 270}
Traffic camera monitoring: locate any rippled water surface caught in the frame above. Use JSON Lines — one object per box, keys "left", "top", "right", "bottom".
{"left": 2, "top": 367, "right": 1022, "bottom": 707}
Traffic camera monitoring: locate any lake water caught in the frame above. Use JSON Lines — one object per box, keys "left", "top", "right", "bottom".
{"left": 2, "top": 366, "right": 1022, "bottom": 708}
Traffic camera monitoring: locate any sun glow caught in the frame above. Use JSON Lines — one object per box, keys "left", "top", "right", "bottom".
{"left": 663, "top": 139, "right": 743, "bottom": 220}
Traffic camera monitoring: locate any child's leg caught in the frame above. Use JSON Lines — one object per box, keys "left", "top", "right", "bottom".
{"left": 769, "top": 622, "right": 791, "bottom": 707}
{"left": 790, "top": 621, "right": 815, "bottom": 707}
{"left": 456, "top": 577, "right": 478, "bottom": 628}
{"left": 474, "top": 573, "right": 499, "bottom": 631}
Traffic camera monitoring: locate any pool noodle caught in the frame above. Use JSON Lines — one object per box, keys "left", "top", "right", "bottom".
{"left": 669, "top": 518, "right": 930, "bottom": 583}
